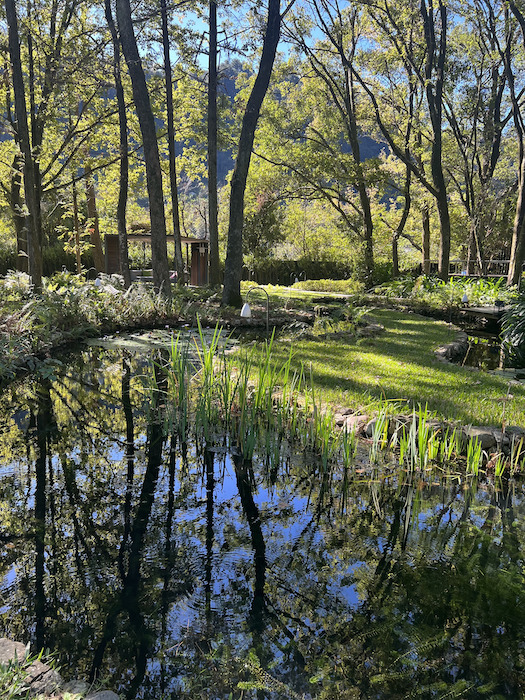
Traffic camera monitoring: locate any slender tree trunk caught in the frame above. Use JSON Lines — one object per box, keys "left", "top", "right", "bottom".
{"left": 116, "top": 0, "right": 170, "bottom": 297}
{"left": 160, "top": 0, "right": 184, "bottom": 282}
{"left": 10, "top": 153, "right": 28, "bottom": 272}
{"left": 421, "top": 0, "right": 450, "bottom": 280}
{"left": 344, "top": 67, "right": 374, "bottom": 285}
{"left": 222, "top": 0, "right": 281, "bottom": 307}
{"left": 5, "top": 0, "right": 43, "bottom": 290}
{"left": 434, "top": 186, "right": 451, "bottom": 279}
{"left": 72, "top": 180, "right": 82, "bottom": 273}
{"left": 84, "top": 163, "right": 105, "bottom": 271}
{"left": 208, "top": 0, "right": 220, "bottom": 286}
{"left": 26, "top": 0, "right": 43, "bottom": 252}
{"left": 507, "top": 1, "right": 525, "bottom": 286}
{"left": 104, "top": 0, "right": 131, "bottom": 287}
{"left": 422, "top": 204, "right": 431, "bottom": 274}
{"left": 392, "top": 235, "right": 399, "bottom": 278}
{"left": 508, "top": 157, "right": 525, "bottom": 285}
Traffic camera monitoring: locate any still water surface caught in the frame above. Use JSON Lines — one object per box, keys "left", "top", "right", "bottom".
{"left": 0, "top": 339, "right": 523, "bottom": 698}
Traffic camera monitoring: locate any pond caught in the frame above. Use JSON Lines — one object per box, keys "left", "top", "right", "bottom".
{"left": 0, "top": 335, "right": 524, "bottom": 699}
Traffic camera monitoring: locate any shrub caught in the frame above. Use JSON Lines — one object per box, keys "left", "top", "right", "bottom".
{"left": 502, "top": 296, "right": 525, "bottom": 368}
{"left": 373, "top": 275, "right": 518, "bottom": 308}
{"left": 293, "top": 278, "right": 364, "bottom": 294}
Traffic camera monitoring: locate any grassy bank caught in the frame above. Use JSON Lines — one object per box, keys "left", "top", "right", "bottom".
{"left": 269, "top": 308, "right": 525, "bottom": 428}
{"left": 0, "top": 272, "right": 523, "bottom": 429}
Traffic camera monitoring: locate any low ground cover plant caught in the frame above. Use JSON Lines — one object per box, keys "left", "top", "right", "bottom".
{"left": 502, "top": 293, "right": 525, "bottom": 367}
{"left": 373, "top": 275, "right": 518, "bottom": 308}
{"left": 0, "top": 271, "right": 178, "bottom": 383}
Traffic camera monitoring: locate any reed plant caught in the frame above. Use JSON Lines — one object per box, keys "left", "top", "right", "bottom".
{"left": 509, "top": 437, "right": 525, "bottom": 475}
{"left": 160, "top": 323, "right": 515, "bottom": 480}
{"left": 466, "top": 437, "right": 484, "bottom": 475}
{"left": 164, "top": 331, "right": 191, "bottom": 441}
{"left": 340, "top": 426, "right": 358, "bottom": 469}
{"left": 440, "top": 427, "right": 461, "bottom": 465}
{"left": 493, "top": 453, "right": 506, "bottom": 478}
{"left": 370, "top": 405, "right": 389, "bottom": 463}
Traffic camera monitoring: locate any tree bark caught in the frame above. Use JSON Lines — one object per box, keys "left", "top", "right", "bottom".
{"left": 104, "top": 0, "right": 131, "bottom": 287}
{"left": 421, "top": 0, "right": 450, "bottom": 280}
{"left": 72, "top": 180, "right": 82, "bottom": 273}
{"left": 5, "top": 0, "right": 43, "bottom": 290}
{"left": 116, "top": 0, "right": 170, "bottom": 297}
{"left": 422, "top": 204, "right": 431, "bottom": 274}
{"left": 84, "top": 163, "right": 105, "bottom": 272}
{"left": 507, "top": 0, "right": 525, "bottom": 286}
{"left": 344, "top": 65, "right": 374, "bottom": 285}
{"left": 222, "top": 0, "right": 281, "bottom": 307}
{"left": 208, "top": 0, "right": 220, "bottom": 286}
{"left": 10, "top": 153, "right": 28, "bottom": 272}
{"left": 160, "top": 0, "right": 184, "bottom": 282}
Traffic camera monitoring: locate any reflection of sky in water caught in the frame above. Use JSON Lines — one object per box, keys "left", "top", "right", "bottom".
{"left": 0, "top": 343, "right": 521, "bottom": 698}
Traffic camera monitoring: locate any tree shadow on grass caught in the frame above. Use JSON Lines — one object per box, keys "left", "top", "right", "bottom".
{"left": 274, "top": 310, "right": 525, "bottom": 426}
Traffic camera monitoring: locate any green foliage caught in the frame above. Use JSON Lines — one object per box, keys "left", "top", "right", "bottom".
{"left": 0, "top": 271, "right": 176, "bottom": 384}
{"left": 292, "top": 278, "right": 364, "bottom": 294}
{"left": 374, "top": 275, "right": 518, "bottom": 309}
{"left": 502, "top": 294, "right": 525, "bottom": 367}
{"left": 242, "top": 199, "right": 283, "bottom": 268}
{"left": 0, "top": 654, "right": 32, "bottom": 700}
{"left": 0, "top": 647, "right": 66, "bottom": 700}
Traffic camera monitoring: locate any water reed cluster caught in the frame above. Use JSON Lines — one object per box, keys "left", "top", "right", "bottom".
{"left": 158, "top": 320, "right": 525, "bottom": 479}
{"left": 157, "top": 320, "right": 358, "bottom": 473}
{"left": 373, "top": 403, "right": 525, "bottom": 477}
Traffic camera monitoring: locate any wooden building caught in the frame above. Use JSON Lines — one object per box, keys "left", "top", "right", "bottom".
{"left": 105, "top": 234, "right": 208, "bottom": 286}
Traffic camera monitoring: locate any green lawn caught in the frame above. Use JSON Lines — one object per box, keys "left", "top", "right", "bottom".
{"left": 270, "top": 308, "right": 524, "bottom": 428}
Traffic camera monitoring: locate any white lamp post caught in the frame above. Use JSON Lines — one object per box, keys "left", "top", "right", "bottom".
{"left": 240, "top": 286, "right": 269, "bottom": 338}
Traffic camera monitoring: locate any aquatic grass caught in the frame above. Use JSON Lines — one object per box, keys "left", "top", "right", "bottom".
{"left": 370, "top": 405, "right": 389, "bottom": 463}
{"left": 509, "top": 437, "right": 525, "bottom": 475}
{"left": 340, "top": 426, "right": 358, "bottom": 468}
{"left": 164, "top": 331, "right": 192, "bottom": 440}
{"left": 427, "top": 431, "right": 441, "bottom": 462}
{"left": 416, "top": 405, "right": 432, "bottom": 468}
{"left": 161, "top": 321, "right": 515, "bottom": 480}
{"left": 440, "top": 427, "right": 461, "bottom": 465}
{"left": 493, "top": 453, "right": 506, "bottom": 478}
{"left": 466, "top": 437, "right": 484, "bottom": 476}
{"left": 316, "top": 408, "right": 338, "bottom": 471}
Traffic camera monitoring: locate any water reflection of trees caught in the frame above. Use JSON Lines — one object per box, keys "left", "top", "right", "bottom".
{"left": 0, "top": 349, "right": 522, "bottom": 698}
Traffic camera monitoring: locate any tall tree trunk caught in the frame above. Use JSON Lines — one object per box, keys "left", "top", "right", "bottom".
{"left": 5, "top": 0, "right": 43, "bottom": 290}
{"left": 507, "top": 1, "right": 525, "bottom": 286}
{"left": 222, "top": 0, "right": 281, "bottom": 307}
{"left": 392, "top": 234, "right": 399, "bottom": 278}
{"left": 104, "top": 0, "right": 131, "bottom": 287}
{"left": 208, "top": 0, "right": 220, "bottom": 286}
{"left": 421, "top": 0, "right": 450, "bottom": 280}
{"left": 160, "top": 0, "right": 184, "bottom": 282}
{"left": 116, "top": 0, "right": 170, "bottom": 298}
{"left": 344, "top": 66, "right": 374, "bottom": 285}
{"left": 84, "top": 163, "right": 105, "bottom": 272}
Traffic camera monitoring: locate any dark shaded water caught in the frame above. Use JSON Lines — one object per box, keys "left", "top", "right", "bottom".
{"left": 0, "top": 340, "right": 524, "bottom": 699}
